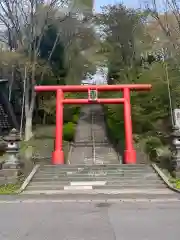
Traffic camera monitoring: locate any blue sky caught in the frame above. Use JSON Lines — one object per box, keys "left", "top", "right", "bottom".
{"left": 94, "top": 0, "right": 141, "bottom": 12}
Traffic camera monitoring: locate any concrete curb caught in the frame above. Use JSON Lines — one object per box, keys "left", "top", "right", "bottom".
{"left": 151, "top": 163, "right": 180, "bottom": 193}
{"left": 16, "top": 164, "right": 40, "bottom": 194}
{"left": 67, "top": 143, "right": 74, "bottom": 164}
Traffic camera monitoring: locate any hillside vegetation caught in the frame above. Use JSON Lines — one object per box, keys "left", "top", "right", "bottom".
{"left": 95, "top": 3, "right": 180, "bottom": 173}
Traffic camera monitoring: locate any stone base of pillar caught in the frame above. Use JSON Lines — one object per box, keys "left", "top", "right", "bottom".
{"left": 124, "top": 149, "right": 136, "bottom": 164}
{"left": 2, "top": 154, "right": 23, "bottom": 169}
{"left": 52, "top": 150, "right": 64, "bottom": 165}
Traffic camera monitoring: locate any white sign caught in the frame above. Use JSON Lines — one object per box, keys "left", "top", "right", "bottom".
{"left": 174, "top": 109, "right": 180, "bottom": 128}
{"left": 88, "top": 89, "right": 98, "bottom": 101}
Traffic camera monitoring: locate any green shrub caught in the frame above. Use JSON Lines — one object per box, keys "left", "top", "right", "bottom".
{"left": 63, "top": 122, "right": 76, "bottom": 141}
{"left": 72, "top": 106, "right": 80, "bottom": 115}
{"left": 64, "top": 106, "right": 80, "bottom": 123}
{"left": 72, "top": 114, "right": 79, "bottom": 123}
{"left": 144, "top": 136, "right": 163, "bottom": 161}
{"left": 154, "top": 146, "right": 172, "bottom": 170}
{"left": 145, "top": 136, "right": 162, "bottom": 154}
{"left": 169, "top": 178, "right": 180, "bottom": 189}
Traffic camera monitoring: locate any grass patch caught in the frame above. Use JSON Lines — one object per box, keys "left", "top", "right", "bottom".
{"left": 0, "top": 183, "right": 21, "bottom": 195}
{"left": 20, "top": 125, "right": 71, "bottom": 164}
{"left": 20, "top": 125, "right": 56, "bottom": 158}
{"left": 169, "top": 178, "right": 180, "bottom": 189}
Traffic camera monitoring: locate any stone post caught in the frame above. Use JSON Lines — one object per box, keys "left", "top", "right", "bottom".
{"left": 171, "top": 125, "right": 180, "bottom": 176}
{"left": 2, "top": 128, "right": 22, "bottom": 169}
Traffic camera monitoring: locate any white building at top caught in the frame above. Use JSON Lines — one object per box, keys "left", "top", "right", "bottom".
{"left": 82, "top": 66, "right": 108, "bottom": 85}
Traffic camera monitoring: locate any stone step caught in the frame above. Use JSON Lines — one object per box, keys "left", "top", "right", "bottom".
{"left": 37, "top": 169, "right": 154, "bottom": 175}
{"left": 39, "top": 169, "right": 153, "bottom": 174}
{"left": 32, "top": 175, "right": 161, "bottom": 182}
{"left": 21, "top": 188, "right": 174, "bottom": 195}
{"left": 34, "top": 174, "right": 158, "bottom": 180}
{"left": 40, "top": 169, "right": 153, "bottom": 173}
{"left": 93, "top": 184, "right": 166, "bottom": 189}
{"left": 41, "top": 164, "right": 150, "bottom": 169}
{"left": 38, "top": 168, "right": 153, "bottom": 174}
{"left": 26, "top": 183, "right": 166, "bottom": 191}
{"left": 34, "top": 173, "right": 157, "bottom": 180}
{"left": 28, "top": 181, "right": 108, "bottom": 187}
{"left": 35, "top": 174, "right": 156, "bottom": 180}
{"left": 38, "top": 165, "right": 152, "bottom": 170}
{"left": 29, "top": 178, "right": 163, "bottom": 186}
{"left": 28, "top": 181, "right": 164, "bottom": 189}
{"left": 32, "top": 174, "right": 159, "bottom": 182}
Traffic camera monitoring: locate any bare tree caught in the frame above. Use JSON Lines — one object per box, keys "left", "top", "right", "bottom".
{"left": 0, "top": 0, "right": 94, "bottom": 141}
{"left": 143, "top": 0, "right": 180, "bottom": 57}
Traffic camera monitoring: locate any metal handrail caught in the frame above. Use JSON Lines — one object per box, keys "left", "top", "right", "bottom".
{"left": 91, "top": 107, "right": 96, "bottom": 164}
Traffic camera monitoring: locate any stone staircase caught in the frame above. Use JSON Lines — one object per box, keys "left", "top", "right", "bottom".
{"left": 68, "top": 105, "right": 120, "bottom": 165}
{"left": 21, "top": 105, "right": 177, "bottom": 199}
{"left": 22, "top": 164, "right": 176, "bottom": 199}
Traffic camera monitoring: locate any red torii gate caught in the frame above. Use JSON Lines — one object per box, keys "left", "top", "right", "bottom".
{"left": 35, "top": 84, "right": 151, "bottom": 165}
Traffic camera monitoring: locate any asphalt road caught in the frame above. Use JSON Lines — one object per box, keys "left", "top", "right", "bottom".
{"left": 0, "top": 200, "right": 180, "bottom": 239}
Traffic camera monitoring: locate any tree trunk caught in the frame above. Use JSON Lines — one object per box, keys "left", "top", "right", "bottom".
{"left": 24, "top": 72, "right": 36, "bottom": 141}
{"left": 43, "top": 112, "right": 46, "bottom": 125}
{"left": 24, "top": 111, "right": 33, "bottom": 141}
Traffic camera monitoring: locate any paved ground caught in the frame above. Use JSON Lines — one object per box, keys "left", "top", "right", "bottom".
{"left": 0, "top": 200, "right": 180, "bottom": 239}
